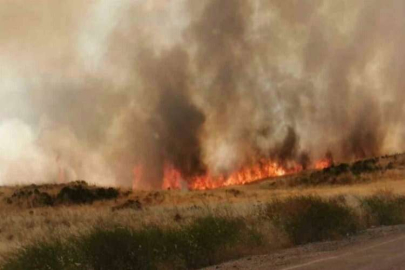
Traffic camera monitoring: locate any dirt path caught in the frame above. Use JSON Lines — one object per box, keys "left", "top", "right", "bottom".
{"left": 204, "top": 225, "right": 405, "bottom": 270}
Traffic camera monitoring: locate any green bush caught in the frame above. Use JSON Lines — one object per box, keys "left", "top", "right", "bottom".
{"left": 362, "top": 193, "right": 405, "bottom": 226}
{"left": 2, "top": 216, "right": 260, "bottom": 270}
{"left": 266, "top": 196, "right": 360, "bottom": 245}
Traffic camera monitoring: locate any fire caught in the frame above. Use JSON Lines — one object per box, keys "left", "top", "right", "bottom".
{"left": 315, "top": 158, "right": 333, "bottom": 170}
{"left": 162, "top": 163, "right": 184, "bottom": 190}
{"left": 134, "top": 159, "right": 302, "bottom": 191}
{"left": 188, "top": 160, "right": 300, "bottom": 190}
{"left": 132, "top": 164, "right": 144, "bottom": 190}
{"left": 134, "top": 157, "right": 333, "bottom": 191}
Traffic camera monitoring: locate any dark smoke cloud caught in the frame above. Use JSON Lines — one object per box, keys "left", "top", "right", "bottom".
{"left": 1, "top": 0, "right": 405, "bottom": 188}
{"left": 125, "top": 46, "right": 206, "bottom": 189}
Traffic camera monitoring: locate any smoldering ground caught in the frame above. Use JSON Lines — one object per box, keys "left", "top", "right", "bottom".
{"left": 1, "top": 0, "right": 405, "bottom": 188}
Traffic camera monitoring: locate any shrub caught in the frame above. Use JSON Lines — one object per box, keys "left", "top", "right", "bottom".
{"left": 266, "top": 196, "right": 360, "bottom": 245}
{"left": 5, "top": 184, "right": 120, "bottom": 208}
{"left": 386, "top": 162, "right": 394, "bottom": 170}
{"left": 2, "top": 216, "right": 260, "bottom": 270}
{"left": 350, "top": 159, "right": 378, "bottom": 176}
{"left": 323, "top": 163, "right": 350, "bottom": 176}
{"left": 6, "top": 188, "right": 55, "bottom": 207}
{"left": 362, "top": 193, "right": 405, "bottom": 226}
{"left": 77, "top": 227, "right": 162, "bottom": 270}
{"left": 1, "top": 240, "right": 78, "bottom": 270}
{"left": 56, "top": 186, "right": 119, "bottom": 205}
{"left": 76, "top": 217, "right": 249, "bottom": 270}
{"left": 174, "top": 216, "right": 257, "bottom": 268}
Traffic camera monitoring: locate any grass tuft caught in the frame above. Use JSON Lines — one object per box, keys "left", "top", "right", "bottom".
{"left": 5, "top": 192, "right": 405, "bottom": 269}
{"left": 362, "top": 192, "right": 405, "bottom": 226}
{"left": 1, "top": 240, "right": 75, "bottom": 270}
{"left": 2, "top": 216, "right": 260, "bottom": 270}
{"left": 265, "top": 196, "right": 360, "bottom": 245}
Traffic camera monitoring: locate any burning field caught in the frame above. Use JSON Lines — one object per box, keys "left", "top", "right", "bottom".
{"left": 136, "top": 157, "right": 332, "bottom": 191}
{"left": 1, "top": 154, "right": 405, "bottom": 269}
{"left": 1, "top": 0, "right": 405, "bottom": 191}
{"left": 2, "top": 0, "right": 405, "bottom": 269}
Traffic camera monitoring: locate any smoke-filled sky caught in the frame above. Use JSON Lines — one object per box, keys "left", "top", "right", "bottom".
{"left": 1, "top": 0, "right": 405, "bottom": 188}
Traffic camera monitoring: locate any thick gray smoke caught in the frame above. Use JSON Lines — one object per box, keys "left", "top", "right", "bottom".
{"left": 1, "top": 0, "right": 405, "bottom": 188}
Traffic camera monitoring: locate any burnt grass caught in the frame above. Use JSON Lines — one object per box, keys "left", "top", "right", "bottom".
{"left": 4, "top": 182, "right": 119, "bottom": 207}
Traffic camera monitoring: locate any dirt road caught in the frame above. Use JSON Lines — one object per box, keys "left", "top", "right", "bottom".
{"left": 205, "top": 225, "right": 405, "bottom": 270}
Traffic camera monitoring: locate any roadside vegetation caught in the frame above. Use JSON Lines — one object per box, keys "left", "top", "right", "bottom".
{"left": 362, "top": 191, "right": 405, "bottom": 226}
{"left": 265, "top": 196, "right": 360, "bottom": 244}
{"left": 3, "top": 191, "right": 405, "bottom": 270}
{"left": 2, "top": 216, "right": 261, "bottom": 270}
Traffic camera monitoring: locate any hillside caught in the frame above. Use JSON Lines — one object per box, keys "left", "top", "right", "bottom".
{"left": 1, "top": 154, "right": 405, "bottom": 269}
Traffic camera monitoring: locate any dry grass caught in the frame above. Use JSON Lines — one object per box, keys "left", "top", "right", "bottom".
{"left": 4, "top": 192, "right": 405, "bottom": 269}
{"left": 2, "top": 216, "right": 263, "bottom": 270}
{"left": 1, "top": 154, "right": 405, "bottom": 267}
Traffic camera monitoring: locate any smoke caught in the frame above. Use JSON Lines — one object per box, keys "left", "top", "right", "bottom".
{"left": 1, "top": 0, "right": 405, "bottom": 187}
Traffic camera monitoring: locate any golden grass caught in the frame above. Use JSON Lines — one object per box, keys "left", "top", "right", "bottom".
{"left": 1, "top": 154, "right": 405, "bottom": 263}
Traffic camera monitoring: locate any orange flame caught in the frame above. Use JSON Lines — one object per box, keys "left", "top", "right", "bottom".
{"left": 315, "top": 158, "right": 333, "bottom": 170}
{"left": 188, "top": 160, "right": 301, "bottom": 190}
{"left": 133, "top": 157, "right": 333, "bottom": 191}
{"left": 162, "top": 163, "right": 184, "bottom": 190}
{"left": 141, "top": 159, "right": 302, "bottom": 191}
{"left": 132, "top": 164, "right": 144, "bottom": 190}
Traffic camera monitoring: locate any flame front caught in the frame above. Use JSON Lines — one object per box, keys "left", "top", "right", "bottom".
{"left": 134, "top": 160, "right": 306, "bottom": 191}
{"left": 133, "top": 157, "right": 333, "bottom": 191}
{"left": 188, "top": 160, "right": 301, "bottom": 190}
{"left": 315, "top": 158, "right": 333, "bottom": 170}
